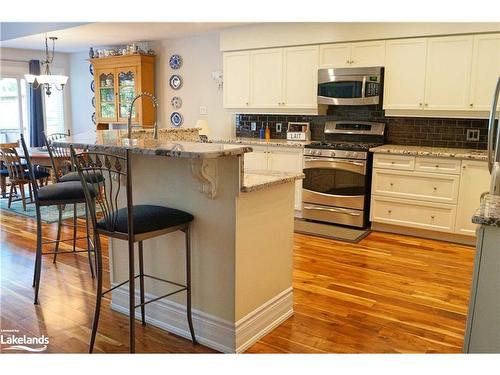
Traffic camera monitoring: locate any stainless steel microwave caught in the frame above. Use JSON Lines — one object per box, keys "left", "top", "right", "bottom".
{"left": 317, "top": 66, "right": 383, "bottom": 112}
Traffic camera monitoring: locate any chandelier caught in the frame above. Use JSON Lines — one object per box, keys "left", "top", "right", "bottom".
{"left": 25, "top": 36, "right": 68, "bottom": 96}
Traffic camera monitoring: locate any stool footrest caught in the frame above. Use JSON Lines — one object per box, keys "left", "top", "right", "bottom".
{"left": 42, "top": 236, "right": 89, "bottom": 245}
{"left": 143, "top": 273, "right": 186, "bottom": 289}
{"left": 135, "top": 287, "right": 187, "bottom": 309}
{"left": 41, "top": 249, "right": 94, "bottom": 256}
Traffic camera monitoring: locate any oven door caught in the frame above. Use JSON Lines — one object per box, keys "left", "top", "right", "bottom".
{"left": 317, "top": 71, "right": 381, "bottom": 106}
{"left": 302, "top": 157, "right": 367, "bottom": 210}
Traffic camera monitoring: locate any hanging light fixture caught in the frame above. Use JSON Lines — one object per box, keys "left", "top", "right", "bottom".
{"left": 25, "top": 35, "right": 68, "bottom": 96}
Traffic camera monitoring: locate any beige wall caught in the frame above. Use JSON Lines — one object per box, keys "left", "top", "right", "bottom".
{"left": 151, "top": 33, "right": 235, "bottom": 139}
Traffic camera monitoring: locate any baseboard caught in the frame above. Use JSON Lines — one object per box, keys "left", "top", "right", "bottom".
{"left": 235, "top": 287, "right": 294, "bottom": 353}
{"left": 110, "top": 285, "right": 294, "bottom": 353}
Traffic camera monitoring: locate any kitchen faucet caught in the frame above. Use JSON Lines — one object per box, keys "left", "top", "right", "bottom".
{"left": 127, "top": 92, "right": 159, "bottom": 139}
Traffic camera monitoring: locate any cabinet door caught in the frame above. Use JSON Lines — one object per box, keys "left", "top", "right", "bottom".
{"left": 319, "top": 43, "right": 351, "bottom": 68}
{"left": 350, "top": 41, "right": 385, "bottom": 67}
{"left": 250, "top": 48, "right": 283, "bottom": 108}
{"left": 455, "top": 160, "right": 490, "bottom": 236}
{"left": 223, "top": 51, "right": 250, "bottom": 108}
{"left": 424, "top": 35, "right": 474, "bottom": 110}
{"left": 469, "top": 33, "right": 500, "bottom": 111}
{"left": 282, "top": 46, "right": 319, "bottom": 108}
{"left": 96, "top": 69, "right": 117, "bottom": 121}
{"left": 383, "top": 38, "right": 427, "bottom": 110}
{"left": 268, "top": 148, "right": 303, "bottom": 210}
{"left": 243, "top": 146, "right": 268, "bottom": 170}
{"left": 117, "top": 67, "right": 138, "bottom": 122}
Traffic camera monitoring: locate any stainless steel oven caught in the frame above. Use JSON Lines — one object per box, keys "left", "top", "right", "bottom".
{"left": 317, "top": 67, "right": 383, "bottom": 113}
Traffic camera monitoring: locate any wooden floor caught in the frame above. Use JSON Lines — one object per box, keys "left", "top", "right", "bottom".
{"left": 0, "top": 209, "right": 475, "bottom": 353}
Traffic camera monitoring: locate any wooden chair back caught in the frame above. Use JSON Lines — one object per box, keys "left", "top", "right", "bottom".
{"left": 0, "top": 145, "right": 26, "bottom": 183}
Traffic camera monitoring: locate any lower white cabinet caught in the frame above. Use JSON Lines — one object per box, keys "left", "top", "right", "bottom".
{"left": 370, "top": 153, "right": 489, "bottom": 237}
{"left": 243, "top": 145, "right": 303, "bottom": 210}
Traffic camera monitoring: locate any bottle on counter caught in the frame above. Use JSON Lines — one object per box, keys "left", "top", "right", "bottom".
{"left": 259, "top": 125, "right": 265, "bottom": 139}
{"left": 265, "top": 124, "right": 271, "bottom": 140}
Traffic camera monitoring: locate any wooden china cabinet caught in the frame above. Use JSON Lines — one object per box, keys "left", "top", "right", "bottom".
{"left": 90, "top": 54, "right": 155, "bottom": 130}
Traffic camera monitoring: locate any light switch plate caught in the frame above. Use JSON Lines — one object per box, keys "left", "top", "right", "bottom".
{"left": 251, "top": 122, "right": 257, "bottom": 131}
{"left": 199, "top": 106, "right": 207, "bottom": 115}
{"left": 276, "top": 123, "right": 282, "bottom": 133}
{"left": 466, "top": 129, "right": 480, "bottom": 142}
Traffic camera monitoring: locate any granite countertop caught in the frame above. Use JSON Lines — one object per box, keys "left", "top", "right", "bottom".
{"left": 53, "top": 131, "right": 252, "bottom": 159}
{"left": 212, "top": 137, "right": 309, "bottom": 149}
{"left": 472, "top": 194, "right": 500, "bottom": 227}
{"left": 242, "top": 169, "right": 304, "bottom": 193}
{"left": 369, "top": 144, "right": 488, "bottom": 160}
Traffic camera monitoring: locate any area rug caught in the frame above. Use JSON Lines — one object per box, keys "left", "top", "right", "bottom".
{"left": 294, "top": 218, "right": 371, "bottom": 243}
{"left": 0, "top": 198, "right": 88, "bottom": 224}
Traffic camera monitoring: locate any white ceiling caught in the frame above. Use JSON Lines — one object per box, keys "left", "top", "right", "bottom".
{"left": 0, "top": 22, "right": 247, "bottom": 53}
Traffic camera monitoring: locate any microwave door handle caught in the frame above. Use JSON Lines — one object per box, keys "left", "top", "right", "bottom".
{"left": 361, "top": 75, "right": 367, "bottom": 101}
{"left": 488, "top": 77, "right": 500, "bottom": 173}
{"left": 303, "top": 205, "right": 361, "bottom": 216}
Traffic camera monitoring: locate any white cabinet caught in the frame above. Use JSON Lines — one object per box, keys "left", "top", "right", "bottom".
{"left": 455, "top": 160, "right": 490, "bottom": 235}
{"left": 250, "top": 48, "right": 283, "bottom": 108}
{"left": 469, "top": 33, "right": 500, "bottom": 111}
{"left": 223, "top": 51, "right": 250, "bottom": 108}
{"left": 424, "top": 35, "right": 474, "bottom": 110}
{"left": 282, "top": 46, "right": 319, "bottom": 108}
{"left": 383, "top": 38, "right": 427, "bottom": 110}
{"left": 243, "top": 145, "right": 303, "bottom": 211}
{"left": 319, "top": 40, "right": 385, "bottom": 68}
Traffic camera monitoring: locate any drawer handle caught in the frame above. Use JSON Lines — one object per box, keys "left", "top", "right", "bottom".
{"left": 431, "top": 215, "right": 435, "bottom": 220}
{"left": 391, "top": 161, "right": 395, "bottom": 164}
{"left": 387, "top": 210, "right": 392, "bottom": 214}
{"left": 390, "top": 182, "right": 394, "bottom": 186}
{"left": 435, "top": 165, "right": 439, "bottom": 168}
{"left": 433, "top": 187, "right": 437, "bottom": 191}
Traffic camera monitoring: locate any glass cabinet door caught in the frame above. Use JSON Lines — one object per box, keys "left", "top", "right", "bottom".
{"left": 98, "top": 71, "right": 116, "bottom": 120}
{"left": 117, "top": 68, "right": 137, "bottom": 121}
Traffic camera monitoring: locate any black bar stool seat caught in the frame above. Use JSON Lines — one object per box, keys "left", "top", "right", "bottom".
{"left": 59, "top": 171, "right": 105, "bottom": 183}
{"left": 97, "top": 205, "right": 193, "bottom": 235}
{"left": 37, "top": 181, "right": 97, "bottom": 204}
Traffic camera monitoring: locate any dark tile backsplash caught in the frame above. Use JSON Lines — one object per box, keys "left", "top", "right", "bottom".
{"left": 235, "top": 105, "right": 488, "bottom": 149}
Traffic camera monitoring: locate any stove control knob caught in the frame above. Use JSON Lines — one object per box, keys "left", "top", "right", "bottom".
{"left": 330, "top": 151, "right": 336, "bottom": 157}
{"left": 345, "top": 151, "right": 353, "bottom": 158}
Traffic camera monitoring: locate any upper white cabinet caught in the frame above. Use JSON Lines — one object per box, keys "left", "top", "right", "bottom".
{"left": 384, "top": 38, "right": 427, "bottom": 110}
{"left": 250, "top": 48, "right": 283, "bottom": 108}
{"left": 469, "top": 33, "right": 500, "bottom": 111}
{"left": 282, "top": 46, "right": 319, "bottom": 108}
{"left": 424, "top": 35, "right": 474, "bottom": 110}
{"left": 223, "top": 51, "right": 250, "bottom": 108}
{"left": 319, "top": 41, "right": 385, "bottom": 68}
{"left": 224, "top": 45, "right": 318, "bottom": 110}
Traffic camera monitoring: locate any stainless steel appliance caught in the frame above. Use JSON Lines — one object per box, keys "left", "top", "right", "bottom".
{"left": 317, "top": 67, "right": 383, "bottom": 114}
{"left": 488, "top": 77, "right": 500, "bottom": 195}
{"left": 302, "top": 121, "right": 385, "bottom": 228}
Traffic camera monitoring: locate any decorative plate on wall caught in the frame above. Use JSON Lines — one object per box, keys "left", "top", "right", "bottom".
{"left": 170, "top": 112, "right": 183, "bottom": 127}
{"left": 91, "top": 112, "right": 96, "bottom": 125}
{"left": 169, "top": 74, "right": 183, "bottom": 90}
{"left": 90, "top": 80, "right": 95, "bottom": 92}
{"left": 89, "top": 64, "right": 94, "bottom": 76}
{"left": 91, "top": 96, "right": 95, "bottom": 108}
{"left": 171, "top": 96, "right": 182, "bottom": 109}
{"left": 169, "top": 54, "right": 183, "bottom": 69}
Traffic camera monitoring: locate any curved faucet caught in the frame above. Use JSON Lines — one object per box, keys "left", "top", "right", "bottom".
{"left": 127, "top": 92, "right": 159, "bottom": 139}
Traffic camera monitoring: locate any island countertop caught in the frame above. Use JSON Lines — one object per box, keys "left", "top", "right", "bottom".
{"left": 242, "top": 169, "right": 304, "bottom": 193}
{"left": 52, "top": 131, "right": 253, "bottom": 159}
{"left": 472, "top": 194, "right": 500, "bottom": 227}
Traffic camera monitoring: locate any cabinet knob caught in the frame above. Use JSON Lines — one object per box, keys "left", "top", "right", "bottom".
{"left": 425, "top": 103, "right": 429, "bottom": 107}
{"left": 419, "top": 103, "right": 423, "bottom": 107}
{"left": 245, "top": 102, "right": 249, "bottom": 105}
{"left": 463, "top": 165, "right": 467, "bottom": 169}
{"left": 469, "top": 103, "right": 474, "bottom": 107}
{"left": 433, "top": 187, "right": 437, "bottom": 191}
{"left": 391, "top": 161, "right": 395, "bottom": 164}
{"left": 431, "top": 215, "right": 435, "bottom": 220}
{"left": 388, "top": 210, "right": 392, "bottom": 214}
{"left": 390, "top": 182, "right": 394, "bottom": 186}
{"left": 346, "top": 60, "right": 350, "bottom": 64}
{"left": 350, "top": 60, "right": 354, "bottom": 64}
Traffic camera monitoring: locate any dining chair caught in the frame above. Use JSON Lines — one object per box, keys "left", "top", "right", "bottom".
{"left": 19, "top": 134, "right": 96, "bottom": 304}
{"left": 70, "top": 145, "right": 196, "bottom": 353}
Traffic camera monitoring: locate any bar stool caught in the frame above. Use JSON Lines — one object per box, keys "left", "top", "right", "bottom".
{"left": 19, "top": 134, "right": 97, "bottom": 304}
{"left": 70, "top": 145, "right": 196, "bottom": 353}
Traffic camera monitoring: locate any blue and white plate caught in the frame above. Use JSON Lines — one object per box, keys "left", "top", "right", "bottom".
{"left": 91, "top": 112, "right": 96, "bottom": 125}
{"left": 171, "top": 96, "right": 182, "bottom": 109}
{"left": 91, "top": 96, "right": 95, "bottom": 108}
{"left": 170, "top": 112, "right": 183, "bottom": 127}
{"left": 169, "top": 74, "right": 182, "bottom": 90}
{"left": 90, "top": 80, "right": 95, "bottom": 93}
{"left": 169, "top": 54, "right": 182, "bottom": 69}
{"left": 89, "top": 64, "right": 94, "bottom": 76}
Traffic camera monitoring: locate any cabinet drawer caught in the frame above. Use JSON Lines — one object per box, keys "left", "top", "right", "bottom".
{"left": 370, "top": 196, "right": 456, "bottom": 233}
{"left": 373, "top": 154, "right": 415, "bottom": 170}
{"left": 415, "top": 157, "right": 462, "bottom": 175}
{"left": 372, "top": 169, "right": 460, "bottom": 204}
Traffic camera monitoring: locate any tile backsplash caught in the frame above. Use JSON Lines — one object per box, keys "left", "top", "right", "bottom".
{"left": 235, "top": 105, "right": 488, "bottom": 149}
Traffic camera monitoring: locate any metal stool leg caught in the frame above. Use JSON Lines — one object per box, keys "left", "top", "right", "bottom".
{"left": 138, "top": 241, "right": 146, "bottom": 326}
{"left": 89, "top": 233, "right": 103, "bottom": 353}
{"left": 128, "top": 239, "right": 136, "bottom": 353}
{"left": 53, "top": 205, "right": 63, "bottom": 264}
{"left": 72, "top": 203, "right": 77, "bottom": 252}
{"left": 85, "top": 204, "right": 95, "bottom": 278}
{"left": 33, "top": 206, "right": 43, "bottom": 304}
{"left": 185, "top": 225, "right": 196, "bottom": 344}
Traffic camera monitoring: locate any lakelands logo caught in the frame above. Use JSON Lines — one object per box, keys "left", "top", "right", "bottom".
{"left": 0, "top": 329, "right": 49, "bottom": 352}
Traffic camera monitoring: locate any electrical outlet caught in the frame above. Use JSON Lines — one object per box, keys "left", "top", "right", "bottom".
{"left": 276, "top": 123, "right": 282, "bottom": 133}
{"left": 251, "top": 122, "right": 257, "bottom": 131}
{"left": 199, "top": 106, "right": 207, "bottom": 115}
{"left": 466, "top": 129, "right": 480, "bottom": 142}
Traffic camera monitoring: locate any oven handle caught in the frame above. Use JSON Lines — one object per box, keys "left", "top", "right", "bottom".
{"left": 303, "top": 205, "right": 361, "bottom": 216}
{"left": 304, "top": 157, "right": 365, "bottom": 166}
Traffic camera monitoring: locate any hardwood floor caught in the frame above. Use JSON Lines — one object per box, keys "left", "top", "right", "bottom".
{"left": 0, "top": 209, "right": 475, "bottom": 353}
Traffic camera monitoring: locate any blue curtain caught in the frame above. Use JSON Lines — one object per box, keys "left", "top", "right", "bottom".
{"left": 28, "top": 60, "right": 44, "bottom": 147}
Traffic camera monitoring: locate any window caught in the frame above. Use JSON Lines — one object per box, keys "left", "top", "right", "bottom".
{"left": 0, "top": 77, "right": 28, "bottom": 136}
{"left": 43, "top": 87, "right": 65, "bottom": 135}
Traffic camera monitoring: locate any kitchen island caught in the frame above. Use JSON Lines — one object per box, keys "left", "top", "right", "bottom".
{"left": 54, "top": 131, "right": 303, "bottom": 353}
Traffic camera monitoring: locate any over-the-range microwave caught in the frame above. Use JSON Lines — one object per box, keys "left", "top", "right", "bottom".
{"left": 317, "top": 66, "right": 383, "bottom": 114}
